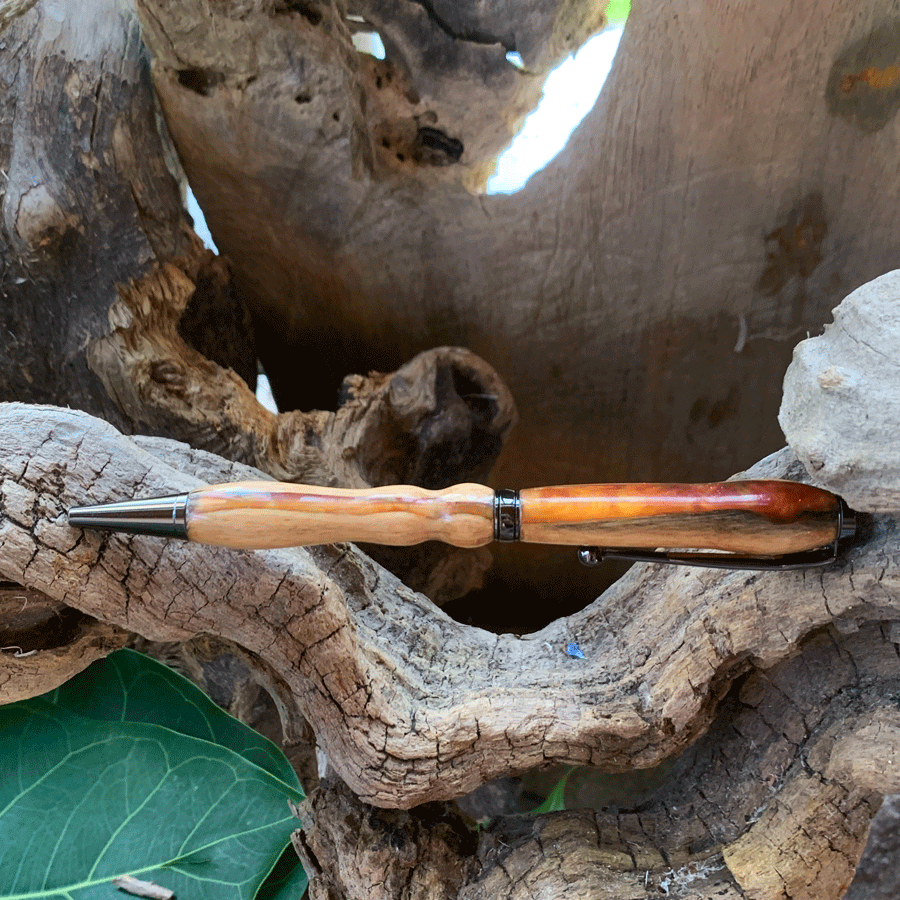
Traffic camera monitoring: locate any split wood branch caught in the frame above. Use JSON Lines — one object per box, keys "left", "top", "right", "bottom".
{"left": 0, "top": 583, "right": 127, "bottom": 702}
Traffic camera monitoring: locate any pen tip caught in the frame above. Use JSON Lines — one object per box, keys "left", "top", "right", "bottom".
{"left": 66, "top": 494, "right": 189, "bottom": 539}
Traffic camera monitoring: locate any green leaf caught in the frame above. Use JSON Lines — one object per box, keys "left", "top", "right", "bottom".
{"left": 605, "top": 0, "right": 631, "bottom": 25}
{"left": 0, "top": 650, "right": 306, "bottom": 900}
{"left": 46, "top": 649, "right": 300, "bottom": 790}
{"left": 256, "top": 844, "right": 310, "bottom": 900}
{"left": 530, "top": 768, "right": 573, "bottom": 815}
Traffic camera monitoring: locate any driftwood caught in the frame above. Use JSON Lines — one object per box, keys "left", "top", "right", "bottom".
{"left": 1, "top": 367, "right": 899, "bottom": 900}
{"left": 130, "top": 0, "right": 900, "bottom": 499}
{"left": 0, "top": 0, "right": 514, "bottom": 622}
{"left": 295, "top": 617, "right": 897, "bottom": 900}
{"left": 780, "top": 271, "right": 900, "bottom": 513}
{"left": 3, "top": 0, "right": 900, "bottom": 896}
{"left": 115, "top": 0, "right": 900, "bottom": 605}
{"left": 3, "top": 272, "right": 900, "bottom": 897}
{"left": 0, "top": 582, "right": 127, "bottom": 703}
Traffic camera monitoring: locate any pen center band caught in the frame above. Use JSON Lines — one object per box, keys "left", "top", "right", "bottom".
{"left": 493, "top": 489, "right": 521, "bottom": 542}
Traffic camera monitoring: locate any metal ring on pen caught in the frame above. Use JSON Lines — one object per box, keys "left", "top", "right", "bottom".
{"left": 494, "top": 489, "right": 521, "bottom": 542}
{"left": 172, "top": 495, "right": 189, "bottom": 539}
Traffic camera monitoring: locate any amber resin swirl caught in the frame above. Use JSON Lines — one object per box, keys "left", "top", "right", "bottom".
{"left": 180, "top": 479, "right": 841, "bottom": 556}
{"left": 518, "top": 481, "right": 840, "bottom": 555}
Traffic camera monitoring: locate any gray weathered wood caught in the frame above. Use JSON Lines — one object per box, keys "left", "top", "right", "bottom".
{"left": 1, "top": 402, "right": 897, "bottom": 807}
{"left": 2, "top": 400, "right": 898, "bottom": 899}
{"left": 296, "top": 623, "right": 897, "bottom": 899}
{"left": 781, "top": 269, "right": 900, "bottom": 512}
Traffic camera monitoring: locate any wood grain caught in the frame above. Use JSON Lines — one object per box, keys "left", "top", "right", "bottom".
{"left": 5, "top": 406, "right": 900, "bottom": 900}
{"left": 186, "top": 481, "right": 495, "bottom": 549}
{"left": 519, "top": 481, "right": 841, "bottom": 554}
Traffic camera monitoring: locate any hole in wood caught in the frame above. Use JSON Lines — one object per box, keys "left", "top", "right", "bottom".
{"left": 276, "top": 0, "right": 322, "bottom": 26}
{"left": 176, "top": 67, "right": 222, "bottom": 97}
{"left": 413, "top": 127, "right": 464, "bottom": 165}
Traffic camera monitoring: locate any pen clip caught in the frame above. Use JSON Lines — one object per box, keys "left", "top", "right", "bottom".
{"left": 577, "top": 545, "right": 838, "bottom": 570}
{"left": 577, "top": 499, "right": 857, "bottom": 571}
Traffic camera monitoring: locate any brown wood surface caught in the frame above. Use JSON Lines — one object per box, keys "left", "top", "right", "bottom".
{"left": 187, "top": 481, "right": 495, "bottom": 548}
{"left": 519, "top": 480, "right": 841, "bottom": 554}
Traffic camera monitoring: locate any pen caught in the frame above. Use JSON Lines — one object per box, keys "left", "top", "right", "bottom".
{"left": 67, "top": 479, "right": 856, "bottom": 570}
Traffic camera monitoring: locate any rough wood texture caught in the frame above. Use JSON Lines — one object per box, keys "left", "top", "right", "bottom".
{"left": 845, "top": 796, "right": 900, "bottom": 900}
{"left": 0, "top": 0, "right": 515, "bottom": 605}
{"left": 0, "top": 0, "right": 37, "bottom": 30}
{"left": 132, "top": 0, "right": 900, "bottom": 485}
{"left": 781, "top": 269, "right": 900, "bottom": 513}
{"left": 1, "top": 400, "right": 898, "bottom": 900}
{"left": 0, "top": 0, "right": 196, "bottom": 427}
{"left": 0, "top": 583, "right": 127, "bottom": 702}
{"left": 295, "top": 620, "right": 898, "bottom": 899}
{"left": 129, "top": 0, "right": 900, "bottom": 601}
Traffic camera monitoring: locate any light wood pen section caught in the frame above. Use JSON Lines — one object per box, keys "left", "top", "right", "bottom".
{"left": 185, "top": 481, "right": 496, "bottom": 549}
{"left": 518, "top": 481, "right": 841, "bottom": 555}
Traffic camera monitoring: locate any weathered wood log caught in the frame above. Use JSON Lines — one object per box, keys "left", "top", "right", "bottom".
{"left": 295, "top": 621, "right": 898, "bottom": 899}
{"left": 0, "top": 0, "right": 202, "bottom": 428}
{"left": 2, "top": 398, "right": 897, "bottom": 897}
{"left": 0, "top": 583, "right": 127, "bottom": 701}
{"left": 129, "top": 0, "right": 900, "bottom": 603}
{"left": 4, "top": 0, "right": 900, "bottom": 895}
{"left": 0, "top": 403, "right": 895, "bottom": 804}
{"left": 0, "top": 0, "right": 37, "bottom": 30}
{"left": 3, "top": 265, "right": 899, "bottom": 896}
{"left": 845, "top": 796, "right": 900, "bottom": 900}
{"left": 0, "top": 1, "right": 514, "bottom": 609}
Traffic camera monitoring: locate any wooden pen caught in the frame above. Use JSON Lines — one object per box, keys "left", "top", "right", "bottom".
{"left": 68, "top": 480, "right": 856, "bottom": 570}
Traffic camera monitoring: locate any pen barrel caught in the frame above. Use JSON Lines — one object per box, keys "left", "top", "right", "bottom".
{"left": 185, "top": 481, "right": 496, "bottom": 549}
{"left": 518, "top": 481, "right": 841, "bottom": 555}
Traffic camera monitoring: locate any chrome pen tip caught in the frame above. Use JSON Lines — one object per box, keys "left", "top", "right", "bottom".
{"left": 68, "top": 494, "right": 190, "bottom": 539}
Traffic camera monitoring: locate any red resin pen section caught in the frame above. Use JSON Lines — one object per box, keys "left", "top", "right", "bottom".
{"left": 518, "top": 481, "right": 841, "bottom": 555}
